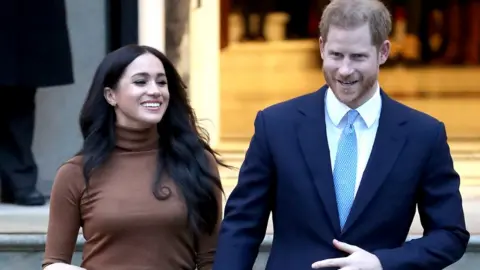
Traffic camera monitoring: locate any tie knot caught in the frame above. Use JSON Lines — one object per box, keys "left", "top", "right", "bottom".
{"left": 346, "top": 110, "right": 359, "bottom": 126}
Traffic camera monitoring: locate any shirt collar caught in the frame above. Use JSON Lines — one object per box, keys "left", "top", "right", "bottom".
{"left": 325, "top": 83, "right": 382, "bottom": 128}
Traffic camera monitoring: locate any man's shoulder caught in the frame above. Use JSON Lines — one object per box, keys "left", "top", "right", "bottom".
{"left": 389, "top": 97, "right": 443, "bottom": 131}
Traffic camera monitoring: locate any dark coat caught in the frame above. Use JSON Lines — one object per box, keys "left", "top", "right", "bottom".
{"left": 0, "top": 0, "right": 74, "bottom": 88}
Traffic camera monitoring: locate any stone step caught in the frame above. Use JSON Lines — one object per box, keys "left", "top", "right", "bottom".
{"left": 217, "top": 149, "right": 480, "bottom": 162}
{"left": 219, "top": 62, "right": 480, "bottom": 140}
{"left": 217, "top": 140, "right": 480, "bottom": 153}
{"left": 0, "top": 234, "right": 478, "bottom": 269}
{"left": 219, "top": 166, "right": 480, "bottom": 194}
{"left": 215, "top": 140, "right": 480, "bottom": 187}
{"left": 221, "top": 39, "right": 320, "bottom": 70}
{"left": 2, "top": 193, "right": 480, "bottom": 235}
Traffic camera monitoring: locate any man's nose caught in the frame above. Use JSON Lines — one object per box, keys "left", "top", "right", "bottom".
{"left": 338, "top": 61, "right": 354, "bottom": 77}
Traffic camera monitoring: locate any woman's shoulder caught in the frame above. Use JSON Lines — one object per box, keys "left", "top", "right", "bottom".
{"left": 53, "top": 155, "right": 85, "bottom": 192}
{"left": 58, "top": 155, "right": 84, "bottom": 175}
{"left": 63, "top": 155, "right": 84, "bottom": 167}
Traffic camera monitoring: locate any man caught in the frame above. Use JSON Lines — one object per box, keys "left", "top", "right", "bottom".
{"left": 0, "top": 0, "right": 74, "bottom": 206}
{"left": 213, "top": 0, "right": 469, "bottom": 269}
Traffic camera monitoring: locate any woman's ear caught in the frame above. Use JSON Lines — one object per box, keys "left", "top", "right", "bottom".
{"left": 104, "top": 87, "right": 116, "bottom": 107}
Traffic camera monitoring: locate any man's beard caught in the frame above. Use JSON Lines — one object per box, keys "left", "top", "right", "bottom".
{"left": 323, "top": 69, "right": 378, "bottom": 106}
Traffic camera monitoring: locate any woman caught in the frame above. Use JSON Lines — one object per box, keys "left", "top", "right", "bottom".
{"left": 42, "top": 44, "right": 226, "bottom": 270}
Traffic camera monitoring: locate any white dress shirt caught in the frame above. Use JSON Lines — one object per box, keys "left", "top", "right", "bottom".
{"left": 325, "top": 84, "right": 382, "bottom": 196}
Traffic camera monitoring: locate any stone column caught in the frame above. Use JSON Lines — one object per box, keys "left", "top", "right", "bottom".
{"left": 163, "top": 0, "right": 220, "bottom": 147}
{"left": 189, "top": 0, "right": 220, "bottom": 147}
{"left": 138, "top": 0, "right": 165, "bottom": 52}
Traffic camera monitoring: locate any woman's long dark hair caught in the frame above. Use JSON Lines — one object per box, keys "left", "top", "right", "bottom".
{"left": 78, "top": 44, "right": 227, "bottom": 236}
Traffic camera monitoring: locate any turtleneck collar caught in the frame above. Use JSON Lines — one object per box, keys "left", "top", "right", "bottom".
{"left": 115, "top": 124, "right": 159, "bottom": 152}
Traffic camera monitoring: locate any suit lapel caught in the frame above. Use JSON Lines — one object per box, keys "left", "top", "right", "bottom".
{"left": 342, "top": 91, "right": 408, "bottom": 233}
{"left": 297, "top": 86, "right": 341, "bottom": 235}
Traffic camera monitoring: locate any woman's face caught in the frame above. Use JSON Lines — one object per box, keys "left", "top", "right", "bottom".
{"left": 104, "top": 53, "right": 170, "bottom": 129}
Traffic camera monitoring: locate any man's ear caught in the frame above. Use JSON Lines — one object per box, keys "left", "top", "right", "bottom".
{"left": 104, "top": 87, "right": 117, "bottom": 107}
{"left": 319, "top": 37, "right": 325, "bottom": 60}
{"left": 378, "top": 40, "right": 391, "bottom": 65}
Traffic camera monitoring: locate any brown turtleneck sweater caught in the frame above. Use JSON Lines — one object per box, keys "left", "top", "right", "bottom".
{"left": 42, "top": 125, "right": 222, "bottom": 270}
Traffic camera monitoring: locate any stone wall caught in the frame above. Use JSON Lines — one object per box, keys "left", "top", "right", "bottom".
{"left": 34, "top": 0, "right": 106, "bottom": 193}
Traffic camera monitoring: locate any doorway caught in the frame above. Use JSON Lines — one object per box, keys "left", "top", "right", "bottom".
{"left": 106, "top": 0, "right": 138, "bottom": 52}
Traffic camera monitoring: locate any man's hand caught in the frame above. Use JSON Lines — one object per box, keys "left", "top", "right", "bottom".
{"left": 311, "top": 239, "right": 382, "bottom": 270}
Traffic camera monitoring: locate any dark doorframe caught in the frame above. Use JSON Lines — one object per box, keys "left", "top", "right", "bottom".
{"left": 220, "top": 0, "right": 230, "bottom": 50}
{"left": 106, "top": 0, "right": 139, "bottom": 52}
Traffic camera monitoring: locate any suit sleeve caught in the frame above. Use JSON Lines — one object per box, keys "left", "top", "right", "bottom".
{"left": 213, "top": 110, "right": 275, "bottom": 270}
{"left": 373, "top": 122, "right": 470, "bottom": 269}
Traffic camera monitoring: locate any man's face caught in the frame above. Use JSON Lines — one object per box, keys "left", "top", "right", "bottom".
{"left": 320, "top": 23, "right": 389, "bottom": 108}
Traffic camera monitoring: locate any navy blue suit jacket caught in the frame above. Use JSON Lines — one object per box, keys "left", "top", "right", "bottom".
{"left": 213, "top": 85, "right": 469, "bottom": 270}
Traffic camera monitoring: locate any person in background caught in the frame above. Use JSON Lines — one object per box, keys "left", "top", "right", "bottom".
{"left": 284, "top": 0, "right": 311, "bottom": 39}
{"left": 382, "top": 0, "right": 423, "bottom": 64}
{"left": 0, "top": 0, "right": 74, "bottom": 206}
{"left": 42, "top": 45, "right": 225, "bottom": 270}
{"left": 239, "top": 0, "right": 273, "bottom": 41}
{"left": 165, "top": 0, "right": 190, "bottom": 67}
{"left": 438, "top": 0, "right": 480, "bottom": 65}
{"left": 213, "top": 0, "right": 469, "bottom": 269}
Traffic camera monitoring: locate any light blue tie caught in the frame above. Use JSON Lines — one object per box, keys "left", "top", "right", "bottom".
{"left": 333, "top": 110, "right": 359, "bottom": 229}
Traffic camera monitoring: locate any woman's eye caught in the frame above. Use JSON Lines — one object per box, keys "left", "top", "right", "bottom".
{"left": 134, "top": 80, "right": 147, "bottom": 85}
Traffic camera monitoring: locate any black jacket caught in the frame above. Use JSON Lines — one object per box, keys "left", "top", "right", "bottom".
{"left": 0, "top": 0, "right": 74, "bottom": 88}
